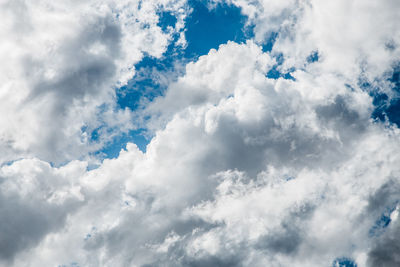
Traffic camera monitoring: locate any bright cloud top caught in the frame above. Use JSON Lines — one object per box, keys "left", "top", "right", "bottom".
{"left": 0, "top": 0, "right": 400, "bottom": 266}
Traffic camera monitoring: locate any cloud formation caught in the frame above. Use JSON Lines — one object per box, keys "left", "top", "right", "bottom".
{"left": 0, "top": 0, "right": 188, "bottom": 164}
{"left": 1, "top": 0, "right": 400, "bottom": 266}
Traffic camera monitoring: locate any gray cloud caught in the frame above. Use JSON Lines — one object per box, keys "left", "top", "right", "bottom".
{"left": 0, "top": 160, "right": 84, "bottom": 264}
{"left": 0, "top": 193, "right": 74, "bottom": 262}
{"left": 367, "top": 220, "right": 400, "bottom": 267}
{"left": 255, "top": 204, "right": 315, "bottom": 256}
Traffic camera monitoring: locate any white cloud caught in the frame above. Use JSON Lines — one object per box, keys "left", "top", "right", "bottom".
{"left": 1, "top": 39, "right": 398, "bottom": 266}
{"left": 0, "top": 0, "right": 189, "bottom": 164}
{"left": 221, "top": 0, "right": 400, "bottom": 81}
{"left": 1, "top": 1, "right": 400, "bottom": 266}
{"left": 0, "top": 158, "right": 86, "bottom": 263}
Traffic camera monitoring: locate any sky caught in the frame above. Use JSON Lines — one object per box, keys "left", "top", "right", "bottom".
{"left": 0, "top": 0, "right": 400, "bottom": 266}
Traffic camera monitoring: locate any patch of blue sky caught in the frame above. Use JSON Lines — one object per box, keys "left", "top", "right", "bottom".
{"left": 306, "top": 50, "right": 319, "bottom": 63}
{"left": 332, "top": 257, "right": 357, "bottom": 267}
{"left": 157, "top": 10, "right": 177, "bottom": 32}
{"left": 263, "top": 36, "right": 321, "bottom": 81}
{"left": 261, "top": 32, "right": 278, "bottom": 53}
{"left": 2, "top": 159, "right": 23, "bottom": 167}
{"left": 266, "top": 53, "right": 296, "bottom": 80}
{"left": 95, "top": 129, "right": 149, "bottom": 158}
{"left": 263, "top": 35, "right": 320, "bottom": 80}
{"left": 369, "top": 66, "right": 400, "bottom": 126}
{"left": 369, "top": 204, "right": 398, "bottom": 237}
{"left": 184, "top": 0, "right": 253, "bottom": 58}
{"left": 266, "top": 65, "right": 295, "bottom": 80}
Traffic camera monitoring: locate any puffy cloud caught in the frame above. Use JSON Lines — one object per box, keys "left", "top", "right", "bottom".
{"left": 185, "top": 127, "right": 400, "bottom": 266}
{"left": 217, "top": 0, "right": 400, "bottom": 82}
{"left": 0, "top": 0, "right": 189, "bottom": 164}
{"left": 0, "top": 159, "right": 86, "bottom": 264}
{"left": 2, "top": 39, "right": 398, "bottom": 266}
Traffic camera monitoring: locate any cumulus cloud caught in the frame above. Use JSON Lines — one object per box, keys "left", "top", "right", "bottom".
{"left": 1, "top": 0, "right": 400, "bottom": 266}
{"left": 0, "top": 159, "right": 86, "bottom": 264}
{"left": 0, "top": 0, "right": 188, "bottom": 164}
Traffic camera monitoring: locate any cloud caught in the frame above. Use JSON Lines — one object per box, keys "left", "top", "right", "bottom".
{"left": 367, "top": 214, "right": 400, "bottom": 267}
{"left": 0, "top": 0, "right": 189, "bottom": 164}
{"left": 0, "top": 159, "right": 85, "bottom": 264}
{"left": 2, "top": 39, "right": 397, "bottom": 266}
{"left": 1, "top": 1, "right": 400, "bottom": 266}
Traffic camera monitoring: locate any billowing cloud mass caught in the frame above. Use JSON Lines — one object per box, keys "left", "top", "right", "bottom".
{"left": 1, "top": 0, "right": 400, "bottom": 266}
